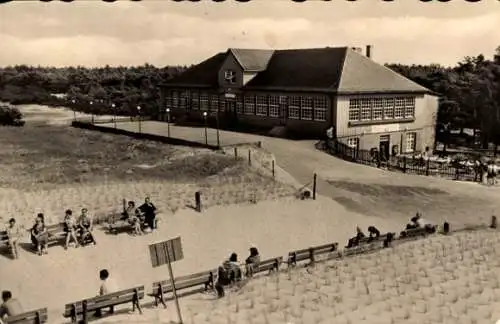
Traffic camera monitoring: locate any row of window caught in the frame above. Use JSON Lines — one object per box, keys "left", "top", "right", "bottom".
{"left": 348, "top": 97, "right": 416, "bottom": 122}
{"left": 346, "top": 132, "right": 417, "bottom": 153}
{"left": 164, "top": 91, "right": 329, "bottom": 122}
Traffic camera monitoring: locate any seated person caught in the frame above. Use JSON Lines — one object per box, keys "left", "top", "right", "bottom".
{"left": 0, "top": 291, "right": 23, "bottom": 320}
{"left": 122, "top": 201, "right": 143, "bottom": 236}
{"left": 406, "top": 214, "right": 420, "bottom": 230}
{"left": 139, "top": 197, "right": 157, "bottom": 232}
{"left": 78, "top": 208, "right": 97, "bottom": 246}
{"left": 346, "top": 226, "right": 366, "bottom": 248}
{"left": 222, "top": 253, "right": 242, "bottom": 283}
{"left": 368, "top": 226, "right": 381, "bottom": 239}
{"left": 6, "top": 218, "right": 21, "bottom": 259}
{"left": 414, "top": 213, "right": 436, "bottom": 232}
{"left": 64, "top": 209, "right": 79, "bottom": 249}
{"left": 245, "top": 246, "right": 261, "bottom": 277}
{"left": 31, "top": 213, "right": 49, "bottom": 256}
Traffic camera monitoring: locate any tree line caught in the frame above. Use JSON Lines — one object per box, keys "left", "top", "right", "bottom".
{"left": 387, "top": 47, "right": 500, "bottom": 150}
{"left": 0, "top": 48, "right": 499, "bottom": 150}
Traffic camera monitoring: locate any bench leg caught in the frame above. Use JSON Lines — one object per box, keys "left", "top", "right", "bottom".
{"left": 82, "top": 300, "right": 88, "bottom": 324}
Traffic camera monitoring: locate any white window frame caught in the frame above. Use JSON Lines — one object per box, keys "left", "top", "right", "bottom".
{"left": 313, "top": 97, "right": 327, "bottom": 121}
{"left": 347, "top": 137, "right": 359, "bottom": 149}
{"left": 372, "top": 98, "right": 383, "bottom": 120}
{"left": 244, "top": 95, "right": 255, "bottom": 115}
{"left": 394, "top": 97, "right": 405, "bottom": 118}
{"left": 210, "top": 95, "right": 219, "bottom": 112}
{"left": 200, "top": 92, "right": 209, "bottom": 111}
{"left": 348, "top": 98, "right": 361, "bottom": 121}
{"left": 383, "top": 98, "right": 394, "bottom": 119}
{"left": 269, "top": 96, "right": 279, "bottom": 117}
{"left": 360, "top": 98, "right": 371, "bottom": 121}
{"left": 179, "top": 91, "right": 188, "bottom": 110}
{"left": 300, "top": 97, "right": 313, "bottom": 120}
{"left": 236, "top": 96, "right": 243, "bottom": 114}
{"left": 224, "top": 70, "right": 236, "bottom": 84}
{"left": 255, "top": 95, "right": 268, "bottom": 116}
{"left": 405, "top": 132, "right": 417, "bottom": 153}
{"left": 191, "top": 91, "right": 199, "bottom": 110}
{"left": 404, "top": 97, "right": 415, "bottom": 118}
{"left": 288, "top": 96, "right": 300, "bottom": 119}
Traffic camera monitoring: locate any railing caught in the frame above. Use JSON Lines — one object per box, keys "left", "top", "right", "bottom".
{"left": 324, "top": 139, "right": 478, "bottom": 182}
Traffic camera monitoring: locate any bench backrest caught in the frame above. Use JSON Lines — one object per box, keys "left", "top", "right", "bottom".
{"left": 255, "top": 256, "right": 283, "bottom": 273}
{"left": 63, "top": 286, "right": 144, "bottom": 316}
{"left": 152, "top": 269, "right": 216, "bottom": 295}
{"left": 287, "top": 242, "right": 338, "bottom": 265}
{"left": 5, "top": 308, "right": 48, "bottom": 324}
{"left": 46, "top": 223, "right": 65, "bottom": 235}
{"left": 0, "top": 231, "right": 8, "bottom": 242}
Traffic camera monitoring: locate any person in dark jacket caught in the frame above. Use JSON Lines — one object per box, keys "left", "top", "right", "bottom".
{"left": 138, "top": 197, "right": 157, "bottom": 231}
{"left": 245, "top": 246, "right": 261, "bottom": 277}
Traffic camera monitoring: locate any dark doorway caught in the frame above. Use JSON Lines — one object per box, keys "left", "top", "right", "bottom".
{"left": 379, "top": 135, "right": 390, "bottom": 161}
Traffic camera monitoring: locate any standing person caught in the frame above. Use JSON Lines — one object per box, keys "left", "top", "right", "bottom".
{"left": 94, "top": 269, "right": 118, "bottom": 317}
{"left": 6, "top": 218, "right": 21, "bottom": 259}
{"left": 0, "top": 291, "right": 23, "bottom": 320}
{"left": 138, "top": 197, "right": 157, "bottom": 232}
{"left": 31, "top": 213, "right": 49, "bottom": 256}
{"left": 78, "top": 208, "right": 97, "bottom": 246}
{"left": 64, "top": 209, "right": 79, "bottom": 250}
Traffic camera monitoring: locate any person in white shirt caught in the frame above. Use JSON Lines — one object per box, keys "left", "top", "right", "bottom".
{"left": 94, "top": 269, "right": 117, "bottom": 317}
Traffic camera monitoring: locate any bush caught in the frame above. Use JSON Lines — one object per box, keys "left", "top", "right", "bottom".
{"left": 0, "top": 105, "right": 25, "bottom": 126}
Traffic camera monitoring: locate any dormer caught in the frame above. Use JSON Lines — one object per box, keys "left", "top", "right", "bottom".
{"left": 218, "top": 48, "right": 274, "bottom": 89}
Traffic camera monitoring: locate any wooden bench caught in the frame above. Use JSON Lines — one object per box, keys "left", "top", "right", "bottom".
{"left": 63, "top": 286, "right": 144, "bottom": 323}
{"left": 399, "top": 226, "right": 437, "bottom": 240}
{"left": 287, "top": 242, "right": 339, "bottom": 267}
{"left": 149, "top": 269, "right": 216, "bottom": 308}
{"left": 107, "top": 200, "right": 160, "bottom": 235}
{"left": 25, "top": 223, "right": 67, "bottom": 250}
{"left": 4, "top": 308, "right": 48, "bottom": 324}
{"left": 248, "top": 256, "right": 283, "bottom": 277}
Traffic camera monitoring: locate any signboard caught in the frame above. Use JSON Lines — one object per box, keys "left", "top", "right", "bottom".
{"left": 149, "top": 236, "right": 183, "bottom": 268}
{"left": 225, "top": 93, "right": 236, "bottom": 99}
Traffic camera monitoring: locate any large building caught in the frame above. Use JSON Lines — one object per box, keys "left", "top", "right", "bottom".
{"left": 160, "top": 46, "right": 438, "bottom": 156}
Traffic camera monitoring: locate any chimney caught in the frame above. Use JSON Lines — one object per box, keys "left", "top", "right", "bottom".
{"left": 366, "top": 45, "right": 372, "bottom": 58}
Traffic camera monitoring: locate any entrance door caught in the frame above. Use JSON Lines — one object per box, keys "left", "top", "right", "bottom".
{"left": 224, "top": 101, "right": 237, "bottom": 126}
{"left": 279, "top": 104, "right": 287, "bottom": 125}
{"left": 379, "top": 135, "right": 390, "bottom": 161}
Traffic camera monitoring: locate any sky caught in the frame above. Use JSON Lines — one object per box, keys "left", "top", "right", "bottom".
{"left": 0, "top": 0, "right": 499, "bottom": 68}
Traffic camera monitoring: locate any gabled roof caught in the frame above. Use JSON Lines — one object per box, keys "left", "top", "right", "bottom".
{"left": 242, "top": 47, "right": 347, "bottom": 92}
{"left": 229, "top": 48, "right": 274, "bottom": 72}
{"left": 162, "top": 52, "right": 226, "bottom": 88}
{"left": 162, "top": 47, "right": 432, "bottom": 94}
{"left": 338, "top": 49, "right": 429, "bottom": 94}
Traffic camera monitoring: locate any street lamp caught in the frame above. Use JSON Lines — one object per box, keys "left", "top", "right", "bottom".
{"left": 71, "top": 99, "right": 76, "bottom": 121}
{"left": 111, "top": 103, "right": 116, "bottom": 128}
{"left": 203, "top": 111, "right": 208, "bottom": 145}
{"left": 215, "top": 111, "right": 220, "bottom": 148}
{"left": 137, "top": 105, "right": 142, "bottom": 133}
{"left": 90, "top": 100, "right": 94, "bottom": 124}
{"left": 166, "top": 108, "right": 171, "bottom": 138}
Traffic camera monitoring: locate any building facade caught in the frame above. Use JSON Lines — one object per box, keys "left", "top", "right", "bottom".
{"left": 160, "top": 46, "right": 438, "bottom": 156}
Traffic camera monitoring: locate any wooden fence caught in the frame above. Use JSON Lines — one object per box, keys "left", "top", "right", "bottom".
{"left": 324, "top": 140, "right": 478, "bottom": 182}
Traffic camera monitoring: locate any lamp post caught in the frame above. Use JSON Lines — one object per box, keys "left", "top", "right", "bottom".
{"left": 137, "top": 105, "right": 142, "bottom": 133}
{"left": 71, "top": 99, "right": 76, "bottom": 121}
{"left": 90, "top": 101, "right": 94, "bottom": 124}
{"left": 166, "top": 108, "right": 171, "bottom": 138}
{"left": 215, "top": 111, "right": 220, "bottom": 148}
{"left": 111, "top": 103, "right": 116, "bottom": 128}
{"left": 203, "top": 111, "right": 208, "bottom": 145}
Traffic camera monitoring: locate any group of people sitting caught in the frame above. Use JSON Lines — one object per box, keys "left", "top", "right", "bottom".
{"left": 214, "top": 246, "right": 261, "bottom": 298}
{"left": 117, "top": 197, "right": 157, "bottom": 235}
{"left": 345, "top": 213, "right": 436, "bottom": 249}
{"left": 3, "top": 197, "right": 157, "bottom": 259}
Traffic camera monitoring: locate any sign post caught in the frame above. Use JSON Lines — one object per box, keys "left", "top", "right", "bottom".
{"left": 149, "top": 236, "right": 184, "bottom": 324}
